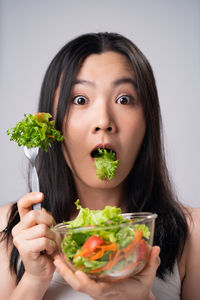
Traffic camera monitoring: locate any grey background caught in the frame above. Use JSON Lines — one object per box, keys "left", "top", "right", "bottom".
{"left": 0, "top": 0, "right": 199, "bottom": 207}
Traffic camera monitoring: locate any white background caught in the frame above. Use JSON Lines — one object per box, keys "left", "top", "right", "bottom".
{"left": 0, "top": 0, "right": 199, "bottom": 207}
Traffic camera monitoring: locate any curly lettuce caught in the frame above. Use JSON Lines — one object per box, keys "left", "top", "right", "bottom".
{"left": 94, "top": 148, "right": 119, "bottom": 180}
{"left": 7, "top": 113, "right": 64, "bottom": 152}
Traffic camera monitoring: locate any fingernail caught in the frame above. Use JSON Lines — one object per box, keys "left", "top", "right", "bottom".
{"left": 75, "top": 271, "right": 84, "bottom": 280}
{"left": 35, "top": 192, "right": 43, "bottom": 200}
{"left": 154, "top": 246, "right": 160, "bottom": 256}
{"left": 54, "top": 259, "right": 60, "bottom": 268}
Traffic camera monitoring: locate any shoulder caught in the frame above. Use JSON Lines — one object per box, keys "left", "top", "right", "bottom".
{"left": 0, "top": 202, "right": 17, "bottom": 294}
{"left": 0, "top": 202, "right": 15, "bottom": 231}
{"left": 179, "top": 206, "right": 200, "bottom": 299}
{"left": 181, "top": 206, "right": 200, "bottom": 254}
{"left": 184, "top": 206, "right": 200, "bottom": 234}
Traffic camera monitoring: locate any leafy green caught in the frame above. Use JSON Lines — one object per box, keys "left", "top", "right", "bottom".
{"left": 7, "top": 113, "right": 64, "bottom": 152}
{"left": 131, "top": 224, "right": 150, "bottom": 239}
{"left": 74, "top": 255, "right": 107, "bottom": 272}
{"left": 64, "top": 200, "right": 126, "bottom": 228}
{"left": 94, "top": 148, "right": 119, "bottom": 180}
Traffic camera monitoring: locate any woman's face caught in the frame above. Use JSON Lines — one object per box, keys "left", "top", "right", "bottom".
{"left": 61, "top": 51, "right": 146, "bottom": 189}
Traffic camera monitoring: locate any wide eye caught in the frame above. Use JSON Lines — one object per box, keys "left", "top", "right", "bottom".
{"left": 73, "top": 96, "right": 88, "bottom": 105}
{"left": 116, "top": 95, "right": 131, "bottom": 105}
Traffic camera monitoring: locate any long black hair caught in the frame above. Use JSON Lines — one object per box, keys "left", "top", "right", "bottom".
{"left": 1, "top": 32, "right": 189, "bottom": 283}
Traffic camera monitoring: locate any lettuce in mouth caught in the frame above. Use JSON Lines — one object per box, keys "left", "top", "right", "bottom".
{"left": 7, "top": 112, "right": 64, "bottom": 152}
{"left": 94, "top": 148, "right": 119, "bottom": 180}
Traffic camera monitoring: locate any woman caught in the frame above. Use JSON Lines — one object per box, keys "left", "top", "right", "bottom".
{"left": 0, "top": 32, "right": 200, "bottom": 300}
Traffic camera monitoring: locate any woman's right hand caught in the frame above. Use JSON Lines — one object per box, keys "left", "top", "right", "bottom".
{"left": 12, "top": 192, "right": 57, "bottom": 284}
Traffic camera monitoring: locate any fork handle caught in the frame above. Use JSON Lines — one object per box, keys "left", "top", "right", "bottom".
{"left": 32, "top": 165, "right": 41, "bottom": 210}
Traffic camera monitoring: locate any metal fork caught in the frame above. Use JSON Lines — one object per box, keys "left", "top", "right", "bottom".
{"left": 24, "top": 146, "right": 41, "bottom": 210}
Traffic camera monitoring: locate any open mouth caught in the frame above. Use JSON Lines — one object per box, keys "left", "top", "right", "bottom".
{"left": 90, "top": 147, "right": 117, "bottom": 159}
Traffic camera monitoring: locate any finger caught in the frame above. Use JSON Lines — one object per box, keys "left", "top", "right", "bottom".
{"left": 18, "top": 192, "right": 44, "bottom": 218}
{"left": 75, "top": 270, "right": 110, "bottom": 297}
{"left": 17, "top": 237, "right": 57, "bottom": 257}
{"left": 54, "top": 255, "right": 110, "bottom": 298}
{"left": 54, "top": 255, "right": 81, "bottom": 290}
{"left": 14, "top": 224, "right": 56, "bottom": 241}
{"left": 13, "top": 208, "right": 55, "bottom": 234}
{"left": 138, "top": 246, "right": 160, "bottom": 287}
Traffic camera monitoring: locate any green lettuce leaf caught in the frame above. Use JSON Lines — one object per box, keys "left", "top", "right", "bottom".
{"left": 65, "top": 200, "right": 126, "bottom": 228}
{"left": 94, "top": 148, "right": 119, "bottom": 180}
{"left": 7, "top": 113, "right": 64, "bottom": 151}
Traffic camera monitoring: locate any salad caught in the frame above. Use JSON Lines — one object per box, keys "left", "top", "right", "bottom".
{"left": 94, "top": 148, "right": 119, "bottom": 180}
{"left": 60, "top": 200, "right": 150, "bottom": 277}
{"left": 7, "top": 112, "right": 64, "bottom": 151}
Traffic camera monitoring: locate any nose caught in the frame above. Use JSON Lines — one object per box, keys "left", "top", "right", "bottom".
{"left": 91, "top": 104, "right": 117, "bottom": 134}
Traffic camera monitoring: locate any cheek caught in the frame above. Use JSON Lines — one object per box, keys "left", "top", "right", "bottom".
{"left": 62, "top": 113, "right": 89, "bottom": 168}
{"left": 62, "top": 113, "right": 83, "bottom": 145}
{"left": 121, "top": 112, "right": 146, "bottom": 157}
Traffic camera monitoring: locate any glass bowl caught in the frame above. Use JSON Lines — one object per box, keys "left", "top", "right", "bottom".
{"left": 52, "top": 212, "right": 157, "bottom": 281}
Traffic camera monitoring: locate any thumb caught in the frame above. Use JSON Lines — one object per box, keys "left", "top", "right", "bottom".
{"left": 18, "top": 192, "right": 44, "bottom": 218}
{"left": 139, "top": 246, "right": 160, "bottom": 287}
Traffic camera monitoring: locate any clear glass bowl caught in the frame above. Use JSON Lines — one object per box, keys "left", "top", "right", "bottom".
{"left": 52, "top": 212, "right": 157, "bottom": 281}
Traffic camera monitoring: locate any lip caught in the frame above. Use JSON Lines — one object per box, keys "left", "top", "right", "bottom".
{"left": 90, "top": 143, "right": 118, "bottom": 160}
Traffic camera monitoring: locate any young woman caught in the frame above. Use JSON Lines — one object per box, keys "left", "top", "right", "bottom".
{"left": 0, "top": 32, "right": 200, "bottom": 300}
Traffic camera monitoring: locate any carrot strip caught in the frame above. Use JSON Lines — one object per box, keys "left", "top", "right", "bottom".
{"left": 89, "top": 243, "right": 119, "bottom": 261}
{"left": 36, "top": 112, "right": 41, "bottom": 118}
{"left": 122, "top": 230, "right": 143, "bottom": 254}
{"left": 89, "top": 250, "right": 122, "bottom": 273}
{"left": 103, "top": 249, "right": 122, "bottom": 270}
{"left": 46, "top": 134, "right": 55, "bottom": 138}
{"left": 97, "top": 243, "right": 119, "bottom": 251}
{"left": 90, "top": 265, "right": 106, "bottom": 273}
{"left": 89, "top": 250, "right": 105, "bottom": 261}
{"left": 74, "top": 249, "right": 88, "bottom": 259}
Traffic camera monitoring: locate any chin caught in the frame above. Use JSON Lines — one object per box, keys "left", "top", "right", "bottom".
{"left": 77, "top": 173, "right": 125, "bottom": 190}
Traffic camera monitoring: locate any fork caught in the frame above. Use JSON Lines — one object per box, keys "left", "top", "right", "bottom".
{"left": 24, "top": 146, "right": 41, "bottom": 210}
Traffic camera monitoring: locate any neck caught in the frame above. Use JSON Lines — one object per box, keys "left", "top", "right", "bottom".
{"left": 72, "top": 180, "right": 126, "bottom": 217}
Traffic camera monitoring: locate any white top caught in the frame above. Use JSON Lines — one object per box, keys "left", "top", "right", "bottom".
{"left": 43, "top": 261, "right": 181, "bottom": 300}
{"left": 43, "top": 271, "right": 92, "bottom": 300}
{"left": 152, "top": 260, "right": 181, "bottom": 300}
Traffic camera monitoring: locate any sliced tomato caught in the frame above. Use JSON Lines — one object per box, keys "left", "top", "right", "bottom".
{"left": 81, "top": 235, "right": 104, "bottom": 257}
{"left": 137, "top": 239, "right": 147, "bottom": 260}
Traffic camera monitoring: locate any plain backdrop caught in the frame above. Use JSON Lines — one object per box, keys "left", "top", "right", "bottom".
{"left": 0, "top": 0, "right": 199, "bottom": 208}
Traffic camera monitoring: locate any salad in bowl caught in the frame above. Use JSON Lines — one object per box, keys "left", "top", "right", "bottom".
{"left": 52, "top": 200, "right": 157, "bottom": 281}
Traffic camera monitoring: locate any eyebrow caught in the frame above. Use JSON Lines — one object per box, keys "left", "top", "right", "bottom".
{"left": 73, "top": 79, "right": 95, "bottom": 86}
{"left": 73, "top": 77, "right": 137, "bottom": 89}
{"left": 112, "top": 77, "right": 137, "bottom": 89}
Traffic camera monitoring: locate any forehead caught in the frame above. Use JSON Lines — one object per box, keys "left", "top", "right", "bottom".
{"left": 76, "top": 51, "right": 135, "bottom": 80}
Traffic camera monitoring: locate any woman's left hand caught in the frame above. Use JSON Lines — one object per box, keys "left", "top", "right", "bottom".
{"left": 54, "top": 246, "right": 160, "bottom": 300}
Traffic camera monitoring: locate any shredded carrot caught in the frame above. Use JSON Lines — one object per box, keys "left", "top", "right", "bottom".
{"left": 97, "top": 243, "right": 119, "bottom": 251}
{"left": 77, "top": 231, "right": 144, "bottom": 274}
{"left": 89, "top": 265, "right": 106, "bottom": 273}
{"left": 122, "top": 230, "right": 143, "bottom": 255}
{"left": 36, "top": 112, "right": 41, "bottom": 118}
{"left": 89, "top": 250, "right": 121, "bottom": 273}
{"left": 74, "top": 249, "right": 87, "bottom": 259}
{"left": 89, "top": 250, "right": 105, "bottom": 261}
{"left": 89, "top": 243, "right": 119, "bottom": 261}
{"left": 46, "top": 134, "right": 55, "bottom": 138}
{"left": 75, "top": 242, "right": 119, "bottom": 260}
{"left": 101, "top": 249, "right": 121, "bottom": 271}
